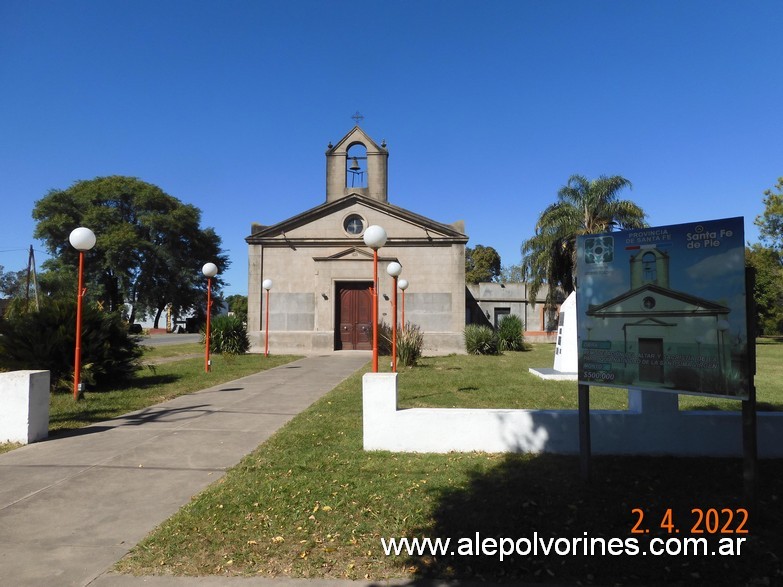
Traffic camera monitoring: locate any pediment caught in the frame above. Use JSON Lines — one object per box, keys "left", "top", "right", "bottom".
{"left": 588, "top": 284, "right": 729, "bottom": 317}
{"left": 246, "top": 193, "right": 467, "bottom": 245}
{"left": 624, "top": 316, "right": 678, "bottom": 328}
{"left": 314, "top": 247, "right": 374, "bottom": 261}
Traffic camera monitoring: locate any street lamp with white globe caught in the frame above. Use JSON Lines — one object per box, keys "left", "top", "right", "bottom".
{"left": 263, "top": 279, "right": 273, "bottom": 357}
{"left": 386, "top": 261, "right": 402, "bottom": 372}
{"left": 69, "top": 227, "right": 96, "bottom": 400}
{"left": 363, "top": 225, "right": 387, "bottom": 372}
{"left": 202, "top": 262, "right": 218, "bottom": 373}
{"left": 398, "top": 278, "right": 409, "bottom": 332}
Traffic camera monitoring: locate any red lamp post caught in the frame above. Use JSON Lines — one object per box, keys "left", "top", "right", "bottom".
{"left": 69, "top": 227, "right": 96, "bottom": 401}
{"left": 263, "top": 279, "right": 273, "bottom": 357}
{"left": 398, "top": 278, "right": 408, "bottom": 334}
{"left": 386, "top": 262, "right": 402, "bottom": 372}
{"left": 202, "top": 262, "right": 218, "bottom": 373}
{"left": 363, "top": 225, "right": 387, "bottom": 372}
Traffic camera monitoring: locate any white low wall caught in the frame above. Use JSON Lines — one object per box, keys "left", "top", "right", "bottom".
{"left": 0, "top": 370, "right": 51, "bottom": 444}
{"left": 363, "top": 373, "right": 783, "bottom": 458}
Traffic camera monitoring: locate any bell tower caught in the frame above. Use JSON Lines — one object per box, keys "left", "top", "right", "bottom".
{"left": 325, "top": 123, "right": 389, "bottom": 203}
{"left": 630, "top": 247, "right": 670, "bottom": 289}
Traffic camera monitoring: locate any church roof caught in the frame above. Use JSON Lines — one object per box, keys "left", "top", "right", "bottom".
{"left": 245, "top": 192, "right": 467, "bottom": 245}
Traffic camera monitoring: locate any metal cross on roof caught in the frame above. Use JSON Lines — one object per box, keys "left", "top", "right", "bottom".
{"left": 351, "top": 111, "right": 364, "bottom": 125}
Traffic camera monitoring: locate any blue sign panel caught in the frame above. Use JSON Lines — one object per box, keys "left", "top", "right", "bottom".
{"left": 576, "top": 217, "right": 749, "bottom": 399}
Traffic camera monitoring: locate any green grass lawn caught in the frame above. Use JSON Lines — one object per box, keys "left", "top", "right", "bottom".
{"left": 116, "top": 341, "right": 783, "bottom": 586}
{"left": 396, "top": 339, "right": 782, "bottom": 412}
{"left": 396, "top": 345, "right": 628, "bottom": 410}
{"left": 139, "top": 341, "right": 202, "bottom": 360}
{"left": 0, "top": 344, "right": 301, "bottom": 454}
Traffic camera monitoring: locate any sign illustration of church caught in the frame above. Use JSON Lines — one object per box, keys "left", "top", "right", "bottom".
{"left": 576, "top": 217, "right": 749, "bottom": 399}
{"left": 246, "top": 125, "right": 469, "bottom": 354}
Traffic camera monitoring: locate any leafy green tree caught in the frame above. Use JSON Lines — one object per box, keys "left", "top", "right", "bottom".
{"left": 0, "top": 265, "right": 25, "bottom": 298}
{"left": 32, "top": 176, "right": 228, "bottom": 327}
{"left": 499, "top": 263, "right": 524, "bottom": 283}
{"left": 756, "top": 177, "right": 783, "bottom": 250}
{"left": 521, "top": 174, "right": 647, "bottom": 306}
{"left": 0, "top": 265, "right": 39, "bottom": 317}
{"left": 746, "top": 244, "right": 783, "bottom": 335}
{"left": 226, "top": 294, "right": 248, "bottom": 323}
{"left": 465, "top": 245, "right": 501, "bottom": 284}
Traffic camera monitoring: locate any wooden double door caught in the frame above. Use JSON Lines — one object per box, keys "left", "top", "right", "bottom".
{"left": 335, "top": 282, "right": 373, "bottom": 350}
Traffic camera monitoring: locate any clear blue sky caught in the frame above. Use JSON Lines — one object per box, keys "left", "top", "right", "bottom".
{"left": 1, "top": 0, "right": 780, "bottom": 296}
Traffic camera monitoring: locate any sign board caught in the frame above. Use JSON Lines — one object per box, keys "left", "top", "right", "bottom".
{"left": 576, "top": 217, "right": 749, "bottom": 399}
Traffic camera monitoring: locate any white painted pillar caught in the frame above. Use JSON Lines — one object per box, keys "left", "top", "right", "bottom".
{"left": 362, "top": 373, "right": 397, "bottom": 450}
{"left": 0, "top": 370, "right": 51, "bottom": 444}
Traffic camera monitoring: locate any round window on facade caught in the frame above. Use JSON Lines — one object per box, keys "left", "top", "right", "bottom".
{"left": 642, "top": 296, "right": 656, "bottom": 310}
{"left": 343, "top": 214, "right": 365, "bottom": 236}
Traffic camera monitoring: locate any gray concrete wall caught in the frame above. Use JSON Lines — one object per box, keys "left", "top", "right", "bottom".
{"left": 467, "top": 282, "right": 561, "bottom": 341}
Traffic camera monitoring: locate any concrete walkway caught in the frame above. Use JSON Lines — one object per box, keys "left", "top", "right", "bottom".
{"left": 0, "top": 352, "right": 370, "bottom": 587}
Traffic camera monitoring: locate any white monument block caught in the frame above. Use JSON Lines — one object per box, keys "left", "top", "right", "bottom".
{"left": 0, "top": 370, "right": 51, "bottom": 444}
{"left": 552, "top": 291, "right": 578, "bottom": 373}
{"left": 529, "top": 291, "right": 578, "bottom": 380}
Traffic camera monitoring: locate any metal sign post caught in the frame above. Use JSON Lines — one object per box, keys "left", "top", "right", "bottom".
{"left": 578, "top": 383, "right": 592, "bottom": 483}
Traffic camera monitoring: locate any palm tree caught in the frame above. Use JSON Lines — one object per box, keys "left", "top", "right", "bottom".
{"left": 521, "top": 174, "right": 648, "bottom": 307}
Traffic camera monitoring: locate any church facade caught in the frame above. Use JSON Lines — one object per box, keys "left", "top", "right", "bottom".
{"left": 246, "top": 126, "right": 468, "bottom": 354}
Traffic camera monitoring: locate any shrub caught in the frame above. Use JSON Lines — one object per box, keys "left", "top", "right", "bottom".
{"left": 464, "top": 324, "right": 499, "bottom": 355}
{"left": 0, "top": 300, "right": 142, "bottom": 391}
{"left": 377, "top": 321, "right": 392, "bottom": 356}
{"left": 378, "top": 321, "right": 424, "bottom": 367}
{"left": 497, "top": 314, "right": 525, "bottom": 351}
{"left": 202, "top": 314, "right": 250, "bottom": 355}
{"left": 397, "top": 322, "right": 424, "bottom": 367}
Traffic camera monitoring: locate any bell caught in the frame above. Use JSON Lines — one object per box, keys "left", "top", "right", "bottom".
{"left": 349, "top": 157, "right": 361, "bottom": 171}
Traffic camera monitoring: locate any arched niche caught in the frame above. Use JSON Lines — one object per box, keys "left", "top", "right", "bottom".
{"left": 346, "top": 142, "right": 368, "bottom": 189}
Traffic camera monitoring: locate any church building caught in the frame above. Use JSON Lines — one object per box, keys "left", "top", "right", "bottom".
{"left": 246, "top": 126, "right": 469, "bottom": 354}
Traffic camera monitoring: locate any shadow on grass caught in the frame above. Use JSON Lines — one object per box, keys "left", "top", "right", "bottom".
{"left": 50, "top": 372, "right": 183, "bottom": 395}
{"left": 117, "top": 372, "right": 183, "bottom": 390}
{"left": 49, "top": 403, "right": 214, "bottom": 437}
{"left": 402, "top": 390, "right": 456, "bottom": 402}
{"left": 402, "top": 454, "right": 783, "bottom": 586}
{"left": 47, "top": 373, "right": 185, "bottom": 434}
